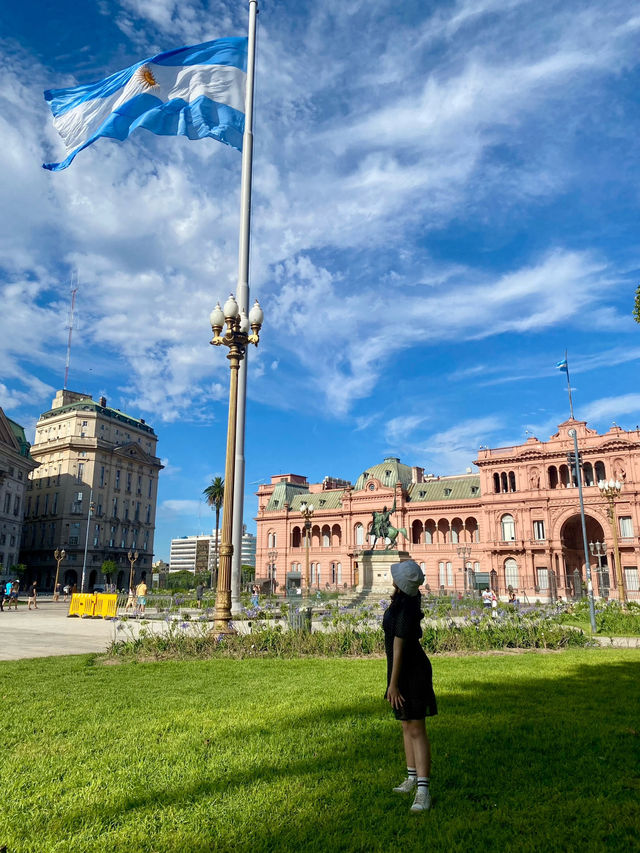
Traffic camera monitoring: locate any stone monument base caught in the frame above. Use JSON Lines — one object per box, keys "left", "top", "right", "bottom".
{"left": 357, "top": 550, "right": 411, "bottom": 593}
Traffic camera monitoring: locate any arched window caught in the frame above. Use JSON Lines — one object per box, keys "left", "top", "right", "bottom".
{"left": 559, "top": 464, "right": 570, "bottom": 487}
{"left": 322, "top": 525, "right": 330, "bottom": 547}
{"left": 595, "top": 461, "right": 606, "bottom": 482}
{"left": 267, "top": 531, "right": 277, "bottom": 548}
{"left": 504, "top": 558, "right": 519, "bottom": 589}
{"left": 500, "top": 472, "right": 508, "bottom": 493}
{"left": 508, "top": 471, "right": 516, "bottom": 492}
{"left": 451, "top": 517, "right": 463, "bottom": 544}
{"left": 501, "top": 514, "right": 515, "bottom": 541}
{"left": 438, "top": 561, "right": 446, "bottom": 587}
{"left": 291, "top": 526, "right": 301, "bottom": 548}
{"left": 425, "top": 520, "right": 436, "bottom": 544}
{"left": 466, "top": 517, "right": 479, "bottom": 543}
{"left": 355, "top": 523, "right": 364, "bottom": 546}
{"left": 493, "top": 473, "right": 500, "bottom": 494}
{"left": 337, "top": 562, "right": 342, "bottom": 584}
{"left": 331, "top": 524, "right": 342, "bottom": 546}
{"left": 411, "top": 519, "right": 424, "bottom": 545}
{"left": 583, "top": 462, "right": 594, "bottom": 487}
{"left": 437, "top": 519, "right": 449, "bottom": 543}
{"left": 311, "top": 525, "right": 321, "bottom": 547}
{"left": 548, "top": 466, "right": 558, "bottom": 489}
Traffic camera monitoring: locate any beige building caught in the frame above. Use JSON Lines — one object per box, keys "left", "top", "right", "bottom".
{"left": 0, "top": 407, "right": 38, "bottom": 577}
{"left": 20, "top": 390, "right": 163, "bottom": 590}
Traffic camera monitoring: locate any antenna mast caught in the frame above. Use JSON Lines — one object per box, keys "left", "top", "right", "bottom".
{"left": 64, "top": 272, "right": 78, "bottom": 390}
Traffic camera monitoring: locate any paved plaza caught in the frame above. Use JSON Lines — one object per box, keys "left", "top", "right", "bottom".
{"left": 0, "top": 600, "right": 123, "bottom": 661}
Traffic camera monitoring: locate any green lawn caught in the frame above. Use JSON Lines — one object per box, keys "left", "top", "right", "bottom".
{"left": 0, "top": 650, "right": 638, "bottom": 852}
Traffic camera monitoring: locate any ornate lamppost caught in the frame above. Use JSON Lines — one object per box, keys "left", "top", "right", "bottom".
{"left": 598, "top": 478, "right": 626, "bottom": 602}
{"left": 456, "top": 544, "right": 472, "bottom": 593}
{"left": 267, "top": 548, "right": 278, "bottom": 595}
{"left": 127, "top": 549, "right": 139, "bottom": 591}
{"left": 589, "top": 540, "right": 609, "bottom": 599}
{"left": 53, "top": 548, "right": 66, "bottom": 601}
{"left": 210, "top": 294, "right": 263, "bottom": 630}
{"left": 300, "top": 501, "right": 314, "bottom": 593}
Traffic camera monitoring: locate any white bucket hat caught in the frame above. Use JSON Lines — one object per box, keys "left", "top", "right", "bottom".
{"left": 391, "top": 560, "right": 424, "bottom": 596}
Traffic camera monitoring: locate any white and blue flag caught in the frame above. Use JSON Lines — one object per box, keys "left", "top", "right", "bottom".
{"left": 43, "top": 38, "right": 247, "bottom": 171}
{"left": 556, "top": 358, "right": 568, "bottom": 372}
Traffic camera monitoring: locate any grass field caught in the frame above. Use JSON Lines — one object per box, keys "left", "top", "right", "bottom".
{"left": 0, "top": 649, "right": 638, "bottom": 852}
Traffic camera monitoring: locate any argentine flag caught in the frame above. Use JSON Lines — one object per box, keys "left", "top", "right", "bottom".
{"left": 43, "top": 38, "right": 247, "bottom": 171}
{"left": 556, "top": 358, "right": 568, "bottom": 372}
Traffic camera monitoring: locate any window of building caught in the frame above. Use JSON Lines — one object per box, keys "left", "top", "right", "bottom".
{"left": 137, "top": 475, "right": 142, "bottom": 495}
{"left": 355, "top": 524, "right": 364, "bottom": 546}
{"left": 595, "top": 461, "right": 606, "bottom": 482}
{"left": 620, "top": 517, "right": 634, "bottom": 538}
{"left": 501, "top": 514, "right": 515, "bottom": 541}
{"left": 112, "top": 497, "right": 118, "bottom": 516}
{"left": 148, "top": 479, "right": 152, "bottom": 498}
{"left": 44, "top": 494, "right": 49, "bottom": 515}
{"left": 77, "top": 463, "right": 84, "bottom": 482}
{"left": 3, "top": 493, "right": 11, "bottom": 514}
{"left": 115, "top": 469, "right": 121, "bottom": 489}
{"left": 624, "top": 567, "right": 639, "bottom": 591}
{"left": 52, "top": 493, "right": 58, "bottom": 514}
{"left": 322, "top": 528, "right": 330, "bottom": 547}
{"left": 13, "top": 495, "right": 20, "bottom": 517}
{"left": 537, "top": 568, "right": 549, "bottom": 590}
{"left": 100, "top": 466, "right": 105, "bottom": 487}
{"left": 126, "top": 473, "right": 132, "bottom": 493}
{"left": 505, "top": 558, "right": 519, "bottom": 588}
{"left": 34, "top": 496, "right": 40, "bottom": 515}
{"left": 533, "top": 520, "right": 546, "bottom": 540}
{"left": 69, "top": 522, "right": 80, "bottom": 545}
{"left": 93, "top": 524, "right": 100, "bottom": 547}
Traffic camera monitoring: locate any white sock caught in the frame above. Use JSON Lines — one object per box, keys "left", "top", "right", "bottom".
{"left": 417, "top": 776, "right": 429, "bottom": 790}
{"left": 407, "top": 767, "right": 417, "bottom": 780}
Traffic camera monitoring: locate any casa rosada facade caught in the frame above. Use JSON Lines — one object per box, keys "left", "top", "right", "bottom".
{"left": 255, "top": 420, "right": 640, "bottom": 601}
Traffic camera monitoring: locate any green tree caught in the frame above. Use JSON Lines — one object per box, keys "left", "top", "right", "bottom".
{"left": 101, "top": 559, "right": 118, "bottom": 584}
{"left": 634, "top": 284, "right": 640, "bottom": 324}
{"left": 203, "top": 477, "right": 224, "bottom": 590}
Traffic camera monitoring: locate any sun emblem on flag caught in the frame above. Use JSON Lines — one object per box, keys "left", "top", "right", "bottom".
{"left": 135, "top": 64, "right": 159, "bottom": 90}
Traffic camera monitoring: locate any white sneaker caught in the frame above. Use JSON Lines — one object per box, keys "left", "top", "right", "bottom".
{"left": 410, "top": 787, "right": 431, "bottom": 812}
{"left": 392, "top": 777, "right": 416, "bottom": 794}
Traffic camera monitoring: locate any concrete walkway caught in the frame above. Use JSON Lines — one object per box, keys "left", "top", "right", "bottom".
{"left": 0, "top": 601, "right": 123, "bottom": 661}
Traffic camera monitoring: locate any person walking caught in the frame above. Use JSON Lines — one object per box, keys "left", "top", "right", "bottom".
{"left": 383, "top": 560, "right": 437, "bottom": 814}
{"left": 27, "top": 581, "right": 38, "bottom": 610}
{"left": 124, "top": 585, "right": 136, "bottom": 612}
{"left": 136, "top": 579, "right": 148, "bottom": 615}
{"left": 1, "top": 579, "right": 11, "bottom": 611}
{"left": 196, "top": 582, "right": 204, "bottom": 609}
{"left": 9, "top": 580, "right": 19, "bottom": 610}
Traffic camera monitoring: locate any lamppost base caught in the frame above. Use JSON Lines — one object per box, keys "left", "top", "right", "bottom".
{"left": 212, "top": 618, "right": 237, "bottom": 635}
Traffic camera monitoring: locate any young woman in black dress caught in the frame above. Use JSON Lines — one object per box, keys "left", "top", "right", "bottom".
{"left": 383, "top": 560, "right": 437, "bottom": 813}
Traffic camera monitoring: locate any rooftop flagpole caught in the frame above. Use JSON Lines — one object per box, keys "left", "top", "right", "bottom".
{"left": 564, "top": 349, "right": 575, "bottom": 419}
{"left": 231, "top": 0, "right": 258, "bottom": 614}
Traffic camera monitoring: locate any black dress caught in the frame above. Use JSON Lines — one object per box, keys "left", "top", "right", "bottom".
{"left": 383, "top": 592, "right": 437, "bottom": 721}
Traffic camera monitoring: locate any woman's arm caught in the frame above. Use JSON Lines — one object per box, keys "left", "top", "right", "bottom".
{"left": 386, "top": 635, "right": 405, "bottom": 709}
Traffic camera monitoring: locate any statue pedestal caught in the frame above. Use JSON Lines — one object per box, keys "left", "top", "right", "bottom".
{"left": 357, "top": 550, "right": 410, "bottom": 593}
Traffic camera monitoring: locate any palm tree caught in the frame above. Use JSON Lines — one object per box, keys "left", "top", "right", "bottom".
{"left": 203, "top": 477, "right": 224, "bottom": 590}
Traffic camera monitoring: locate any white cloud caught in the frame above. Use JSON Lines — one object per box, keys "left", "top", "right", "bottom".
{"left": 582, "top": 394, "right": 640, "bottom": 425}
{"left": 158, "top": 499, "right": 203, "bottom": 515}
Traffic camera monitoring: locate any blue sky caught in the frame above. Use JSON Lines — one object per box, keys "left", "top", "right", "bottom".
{"left": 1, "top": 0, "right": 639, "bottom": 562}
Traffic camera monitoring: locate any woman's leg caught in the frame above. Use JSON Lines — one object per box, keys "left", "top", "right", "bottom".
{"left": 406, "top": 719, "right": 430, "bottom": 778}
{"left": 401, "top": 721, "right": 415, "bottom": 769}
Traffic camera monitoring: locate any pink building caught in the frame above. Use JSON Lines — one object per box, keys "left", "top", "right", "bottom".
{"left": 255, "top": 419, "right": 640, "bottom": 601}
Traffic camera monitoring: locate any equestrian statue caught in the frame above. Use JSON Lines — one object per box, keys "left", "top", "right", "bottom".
{"left": 367, "top": 497, "right": 407, "bottom": 550}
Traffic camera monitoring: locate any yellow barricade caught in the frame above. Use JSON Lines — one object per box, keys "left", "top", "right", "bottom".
{"left": 68, "top": 593, "right": 96, "bottom": 617}
{"left": 68, "top": 593, "right": 118, "bottom": 618}
{"left": 94, "top": 594, "right": 118, "bottom": 619}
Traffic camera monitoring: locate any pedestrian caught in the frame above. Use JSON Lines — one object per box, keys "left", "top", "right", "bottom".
{"left": 63, "top": 584, "right": 71, "bottom": 602}
{"left": 383, "top": 560, "right": 437, "bottom": 814}
{"left": 1, "top": 579, "right": 11, "bottom": 611}
{"left": 136, "top": 579, "right": 148, "bottom": 615}
{"left": 196, "top": 581, "right": 204, "bottom": 609}
{"left": 9, "top": 580, "right": 19, "bottom": 610}
{"left": 124, "top": 585, "right": 136, "bottom": 611}
{"left": 251, "top": 585, "right": 259, "bottom": 607}
{"left": 27, "top": 581, "right": 38, "bottom": 610}
{"left": 53, "top": 582, "right": 62, "bottom": 602}
{"left": 482, "top": 588, "right": 491, "bottom": 608}
{"left": 491, "top": 590, "right": 498, "bottom": 618}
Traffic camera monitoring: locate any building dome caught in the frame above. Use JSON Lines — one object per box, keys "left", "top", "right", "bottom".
{"left": 353, "top": 457, "right": 414, "bottom": 491}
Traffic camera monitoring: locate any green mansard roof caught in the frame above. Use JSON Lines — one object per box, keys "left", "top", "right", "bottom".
{"left": 407, "top": 475, "right": 481, "bottom": 502}
{"left": 353, "top": 457, "right": 414, "bottom": 491}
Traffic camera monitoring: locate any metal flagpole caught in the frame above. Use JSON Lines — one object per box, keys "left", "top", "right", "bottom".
{"left": 564, "top": 349, "right": 575, "bottom": 419}
{"left": 231, "top": 0, "right": 258, "bottom": 614}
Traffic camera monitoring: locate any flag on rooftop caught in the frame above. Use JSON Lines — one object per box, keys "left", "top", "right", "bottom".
{"left": 43, "top": 37, "right": 248, "bottom": 171}
{"left": 556, "top": 358, "right": 568, "bottom": 372}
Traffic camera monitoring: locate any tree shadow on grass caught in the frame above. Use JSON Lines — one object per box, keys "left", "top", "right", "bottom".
{"left": 25, "top": 658, "right": 640, "bottom": 853}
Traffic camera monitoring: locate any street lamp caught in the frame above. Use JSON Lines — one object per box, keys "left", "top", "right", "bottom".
{"left": 128, "top": 549, "right": 139, "bottom": 591}
{"left": 598, "top": 478, "right": 626, "bottom": 602}
{"left": 80, "top": 490, "right": 95, "bottom": 593}
{"left": 210, "top": 294, "right": 263, "bottom": 631}
{"left": 267, "top": 548, "right": 278, "bottom": 595}
{"left": 53, "top": 548, "right": 66, "bottom": 601}
{"left": 456, "top": 544, "right": 472, "bottom": 593}
{"left": 300, "top": 501, "right": 314, "bottom": 593}
{"left": 589, "top": 540, "right": 609, "bottom": 599}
